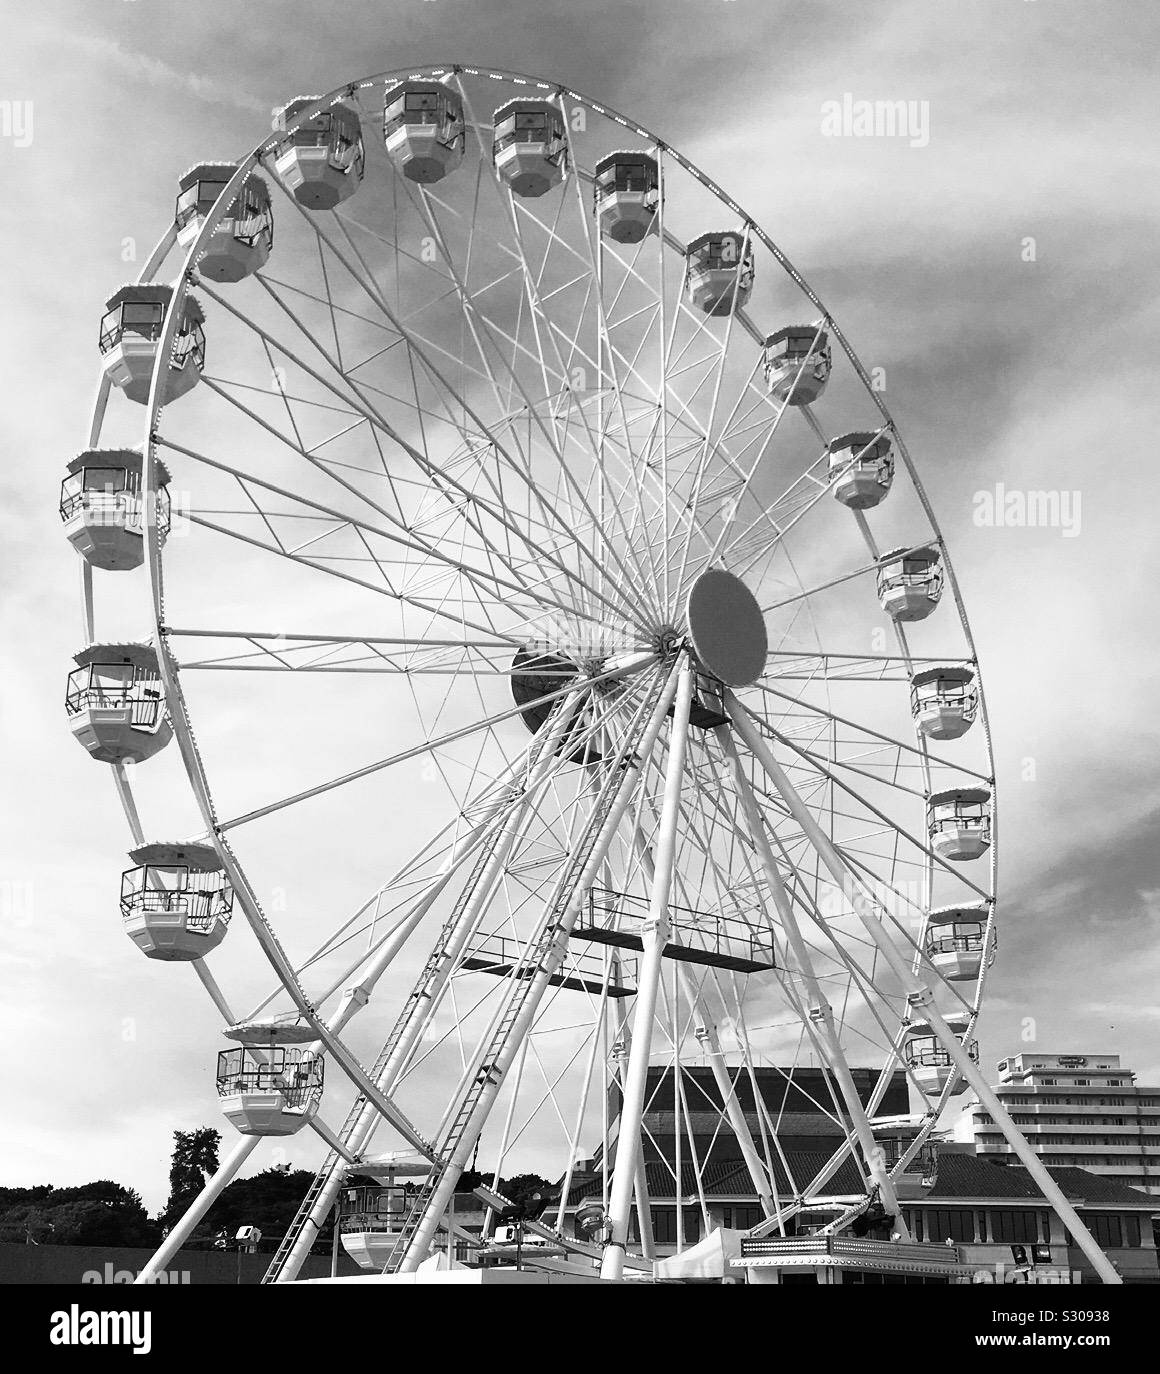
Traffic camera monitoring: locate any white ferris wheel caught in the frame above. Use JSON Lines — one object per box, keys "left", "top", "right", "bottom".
{"left": 63, "top": 64, "right": 1118, "bottom": 1284}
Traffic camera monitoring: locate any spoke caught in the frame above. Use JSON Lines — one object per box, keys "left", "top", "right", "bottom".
{"left": 216, "top": 652, "right": 656, "bottom": 831}
{"left": 264, "top": 184, "right": 647, "bottom": 631}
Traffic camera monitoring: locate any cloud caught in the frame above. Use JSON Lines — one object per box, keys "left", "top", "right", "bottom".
{"left": 55, "top": 30, "right": 269, "bottom": 117}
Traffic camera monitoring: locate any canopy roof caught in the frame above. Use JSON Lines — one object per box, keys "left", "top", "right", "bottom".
{"left": 72, "top": 641, "right": 160, "bottom": 672}
{"left": 104, "top": 285, "right": 204, "bottom": 325}
{"left": 178, "top": 163, "right": 271, "bottom": 204}
{"left": 67, "top": 448, "right": 171, "bottom": 484}
{"left": 383, "top": 78, "right": 460, "bottom": 104}
{"left": 178, "top": 160, "right": 238, "bottom": 189}
{"left": 274, "top": 95, "right": 360, "bottom": 133}
{"left": 911, "top": 664, "right": 974, "bottom": 687}
{"left": 224, "top": 1014, "right": 316, "bottom": 1046}
{"left": 880, "top": 543, "right": 939, "bottom": 565}
{"left": 105, "top": 282, "right": 172, "bottom": 310}
{"left": 828, "top": 429, "right": 892, "bottom": 454}
{"left": 763, "top": 322, "right": 828, "bottom": 348}
{"left": 594, "top": 148, "right": 658, "bottom": 171}
{"left": 129, "top": 840, "right": 222, "bottom": 871}
{"left": 686, "top": 228, "right": 749, "bottom": 254}
{"left": 928, "top": 900, "right": 991, "bottom": 925}
{"left": 929, "top": 786, "right": 991, "bottom": 806}
{"left": 906, "top": 1011, "right": 973, "bottom": 1037}
{"left": 494, "top": 97, "right": 562, "bottom": 120}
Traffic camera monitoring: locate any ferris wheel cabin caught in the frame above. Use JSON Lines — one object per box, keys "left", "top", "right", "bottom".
{"left": 876, "top": 544, "right": 943, "bottom": 622}
{"left": 871, "top": 1116, "right": 940, "bottom": 1198}
{"left": 828, "top": 431, "right": 894, "bottom": 509}
{"left": 176, "top": 163, "right": 273, "bottom": 282}
{"left": 927, "top": 786, "right": 992, "bottom": 862}
{"left": 925, "top": 902, "right": 990, "bottom": 983}
{"left": 66, "top": 642, "right": 171, "bottom": 764}
{"left": 910, "top": 665, "right": 978, "bottom": 740}
{"left": 762, "top": 324, "right": 831, "bottom": 405}
{"left": 273, "top": 96, "right": 365, "bottom": 210}
{"left": 338, "top": 1155, "right": 429, "bottom": 1271}
{"left": 121, "top": 841, "right": 233, "bottom": 961}
{"left": 904, "top": 1013, "right": 978, "bottom": 1096}
{"left": 383, "top": 81, "right": 465, "bottom": 183}
{"left": 593, "top": 151, "right": 659, "bottom": 243}
{"left": 216, "top": 1045, "right": 323, "bottom": 1136}
{"left": 492, "top": 99, "right": 567, "bottom": 198}
{"left": 60, "top": 449, "right": 170, "bottom": 572}
{"left": 684, "top": 231, "right": 755, "bottom": 316}
{"left": 99, "top": 285, "right": 204, "bottom": 405}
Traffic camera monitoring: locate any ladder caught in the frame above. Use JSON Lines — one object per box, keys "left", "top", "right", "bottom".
{"left": 261, "top": 774, "right": 535, "bottom": 1285}
{"left": 381, "top": 670, "right": 668, "bottom": 1274}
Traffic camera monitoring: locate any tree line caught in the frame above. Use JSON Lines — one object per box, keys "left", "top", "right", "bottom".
{"left": 1, "top": 1128, "right": 551, "bottom": 1252}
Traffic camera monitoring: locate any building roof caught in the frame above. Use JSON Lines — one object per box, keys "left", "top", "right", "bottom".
{"left": 559, "top": 1150, "right": 1159, "bottom": 1212}
{"left": 1038, "top": 1167, "right": 1160, "bottom": 1208}
{"left": 925, "top": 1153, "right": 1159, "bottom": 1209}
{"left": 559, "top": 1152, "right": 866, "bottom": 1206}
{"left": 641, "top": 1110, "right": 847, "bottom": 1139}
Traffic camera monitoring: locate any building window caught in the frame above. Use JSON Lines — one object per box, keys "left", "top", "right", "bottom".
{"left": 1079, "top": 1214, "right": 1141, "bottom": 1249}
{"left": 989, "top": 1210, "right": 1040, "bottom": 1244}
{"left": 649, "top": 1207, "right": 701, "bottom": 1246}
{"left": 720, "top": 1205, "right": 762, "bottom": 1231}
{"left": 923, "top": 1209, "right": 975, "bottom": 1243}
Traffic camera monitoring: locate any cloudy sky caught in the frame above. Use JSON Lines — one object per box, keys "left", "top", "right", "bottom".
{"left": 2, "top": 0, "right": 1158, "bottom": 1212}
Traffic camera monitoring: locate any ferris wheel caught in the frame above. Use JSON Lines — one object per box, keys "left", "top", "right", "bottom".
{"left": 64, "top": 65, "right": 1118, "bottom": 1284}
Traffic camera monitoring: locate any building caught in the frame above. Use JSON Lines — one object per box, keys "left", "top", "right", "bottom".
{"left": 612, "top": 1063, "right": 910, "bottom": 1170}
{"left": 553, "top": 1060, "right": 1160, "bottom": 1283}
{"left": 900, "top": 1151, "right": 1160, "bottom": 1284}
{"left": 556, "top": 1147, "right": 1160, "bottom": 1283}
{"left": 957, "top": 1053, "right": 1160, "bottom": 1195}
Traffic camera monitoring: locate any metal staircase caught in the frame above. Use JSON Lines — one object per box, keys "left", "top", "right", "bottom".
{"left": 381, "top": 670, "right": 668, "bottom": 1274}
{"left": 261, "top": 772, "right": 539, "bottom": 1285}
{"left": 263, "top": 667, "right": 667, "bottom": 1281}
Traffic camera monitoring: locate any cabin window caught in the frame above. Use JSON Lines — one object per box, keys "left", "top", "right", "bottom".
{"left": 83, "top": 467, "right": 127, "bottom": 494}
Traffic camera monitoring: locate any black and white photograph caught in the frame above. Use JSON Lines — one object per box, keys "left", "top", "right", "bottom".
{"left": 1, "top": 0, "right": 1156, "bottom": 1352}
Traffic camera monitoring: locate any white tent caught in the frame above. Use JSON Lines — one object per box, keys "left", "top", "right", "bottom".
{"left": 652, "top": 1227, "right": 748, "bottom": 1282}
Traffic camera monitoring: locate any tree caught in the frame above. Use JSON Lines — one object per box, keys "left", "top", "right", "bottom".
{"left": 199, "top": 1168, "right": 323, "bottom": 1251}
{"left": 0, "top": 1181, "right": 157, "bottom": 1247}
{"left": 162, "top": 1127, "right": 220, "bottom": 1230}
{"left": 497, "top": 1173, "right": 552, "bottom": 1218}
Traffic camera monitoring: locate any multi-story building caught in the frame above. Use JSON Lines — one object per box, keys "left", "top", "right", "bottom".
{"left": 553, "top": 1060, "right": 1160, "bottom": 1282}
{"left": 957, "top": 1053, "right": 1160, "bottom": 1195}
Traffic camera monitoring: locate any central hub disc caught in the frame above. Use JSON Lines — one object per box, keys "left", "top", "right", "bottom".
{"left": 685, "top": 568, "right": 768, "bottom": 687}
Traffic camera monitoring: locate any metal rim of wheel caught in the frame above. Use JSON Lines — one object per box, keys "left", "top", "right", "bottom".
{"left": 77, "top": 64, "right": 1000, "bottom": 1280}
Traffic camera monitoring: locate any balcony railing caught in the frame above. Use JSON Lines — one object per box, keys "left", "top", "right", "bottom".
{"left": 459, "top": 931, "right": 638, "bottom": 998}
{"left": 573, "top": 887, "right": 776, "bottom": 973}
